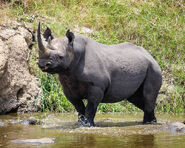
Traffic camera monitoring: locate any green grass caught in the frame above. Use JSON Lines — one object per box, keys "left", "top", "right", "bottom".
{"left": 2, "top": 0, "right": 184, "bottom": 114}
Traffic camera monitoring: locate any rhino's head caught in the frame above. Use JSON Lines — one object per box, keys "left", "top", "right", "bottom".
{"left": 37, "top": 23, "right": 75, "bottom": 74}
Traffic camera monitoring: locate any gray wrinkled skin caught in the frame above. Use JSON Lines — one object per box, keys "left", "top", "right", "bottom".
{"left": 37, "top": 23, "right": 162, "bottom": 127}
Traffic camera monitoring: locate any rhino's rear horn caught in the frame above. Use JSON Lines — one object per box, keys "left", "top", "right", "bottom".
{"left": 37, "top": 22, "right": 46, "bottom": 52}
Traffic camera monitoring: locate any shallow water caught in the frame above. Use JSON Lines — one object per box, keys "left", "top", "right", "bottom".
{"left": 0, "top": 113, "right": 184, "bottom": 148}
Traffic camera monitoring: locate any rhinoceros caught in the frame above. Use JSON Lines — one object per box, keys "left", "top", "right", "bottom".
{"left": 37, "top": 23, "right": 162, "bottom": 126}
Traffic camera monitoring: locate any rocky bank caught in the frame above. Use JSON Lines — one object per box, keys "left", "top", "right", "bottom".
{"left": 0, "top": 22, "right": 41, "bottom": 114}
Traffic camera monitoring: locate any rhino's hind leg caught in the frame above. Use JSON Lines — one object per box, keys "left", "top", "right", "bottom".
{"left": 142, "top": 85, "right": 158, "bottom": 124}
{"left": 142, "top": 67, "right": 162, "bottom": 124}
{"left": 128, "top": 91, "right": 157, "bottom": 124}
{"left": 128, "top": 86, "right": 157, "bottom": 124}
{"left": 127, "top": 84, "right": 145, "bottom": 111}
{"left": 128, "top": 67, "right": 162, "bottom": 124}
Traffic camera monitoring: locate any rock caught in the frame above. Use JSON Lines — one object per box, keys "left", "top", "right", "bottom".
{"left": 0, "top": 29, "right": 16, "bottom": 40}
{"left": 168, "top": 122, "right": 185, "bottom": 132}
{"left": 163, "top": 122, "right": 185, "bottom": 133}
{"left": 0, "top": 22, "right": 41, "bottom": 114}
{"left": 0, "top": 39, "right": 8, "bottom": 78}
{"left": 0, "top": 120, "right": 5, "bottom": 127}
{"left": 9, "top": 119, "right": 20, "bottom": 124}
{"left": 11, "top": 138, "right": 55, "bottom": 144}
{"left": 21, "top": 116, "right": 42, "bottom": 125}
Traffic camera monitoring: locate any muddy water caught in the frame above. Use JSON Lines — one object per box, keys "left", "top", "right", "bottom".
{"left": 0, "top": 113, "right": 184, "bottom": 148}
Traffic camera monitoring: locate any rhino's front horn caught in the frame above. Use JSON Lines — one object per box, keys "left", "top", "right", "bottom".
{"left": 37, "top": 22, "right": 46, "bottom": 54}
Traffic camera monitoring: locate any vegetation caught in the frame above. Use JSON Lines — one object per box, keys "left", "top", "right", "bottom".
{"left": 1, "top": 0, "right": 184, "bottom": 114}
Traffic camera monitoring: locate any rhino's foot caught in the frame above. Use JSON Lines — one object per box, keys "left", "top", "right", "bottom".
{"left": 143, "top": 111, "right": 157, "bottom": 124}
{"left": 143, "top": 118, "right": 157, "bottom": 124}
{"left": 77, "top": 115, "right": 94, "bottom": 127}
{"left": 80, "top": 120, "right": 95, "bottom": 127}
{"left": 78, "top": 114, "right": 85, "bottom": 123}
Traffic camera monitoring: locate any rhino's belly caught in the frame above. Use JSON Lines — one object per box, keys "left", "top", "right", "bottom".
{"left": 102, "top": 73, "right": 145, "bottom": 103}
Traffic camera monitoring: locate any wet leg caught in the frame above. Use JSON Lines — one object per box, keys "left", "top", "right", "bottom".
{"left": 81, "top": 86, "right": 104, "bottom": 127}
{"left": 68, "top": 99, "right": 86, "bottom": 123}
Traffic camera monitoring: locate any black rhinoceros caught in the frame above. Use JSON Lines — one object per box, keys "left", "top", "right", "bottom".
{"left": 37, "top": 23, "right": 162, "bottom": 126}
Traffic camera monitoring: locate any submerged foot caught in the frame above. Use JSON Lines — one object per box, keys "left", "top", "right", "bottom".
{"left": 77, "top": 115, "right": 95, "bottom": 127}
{"left": 143, "top": 118, "right": 157, "bottom": 124}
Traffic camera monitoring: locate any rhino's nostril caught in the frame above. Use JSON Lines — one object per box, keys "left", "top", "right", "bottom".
{"left": 45, "top": 62, "right": 51, "bottom": 67}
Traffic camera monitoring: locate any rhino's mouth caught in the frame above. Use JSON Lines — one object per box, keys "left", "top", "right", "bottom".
{"left": 40, "top": 66, "right": 48, "bottom": 71}
{"left": 39, "top": 63, "right": 67, "bottom": 74}
{"left": 40, "top": 66, "right": 58, "bottom": 74}
{"left": 39, "top": 66, "right": 52, "bottom": 73}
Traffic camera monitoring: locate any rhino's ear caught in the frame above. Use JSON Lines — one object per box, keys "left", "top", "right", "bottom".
{"left": 66, "top": 29, "right": 75, "bottom": 46}
{"left": 43, "top": 27, "right": 54, "bottom": 42}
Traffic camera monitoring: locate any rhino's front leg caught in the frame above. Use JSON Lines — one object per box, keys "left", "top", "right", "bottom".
{"left": 81, "top": 86, "right": 104, "bottom": 127}
{"left": 68, "top": 99, "right": 86, "bottom": 123}
{"left": 75, "top": 101, "right": 86, "bottom": 123}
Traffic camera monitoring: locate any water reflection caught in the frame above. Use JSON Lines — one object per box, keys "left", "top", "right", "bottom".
{"left": 129, "top": 134, "right": 155, "bottom": 148}
{"left": 50, "top": 134, "right": 156, "bottom": 148}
